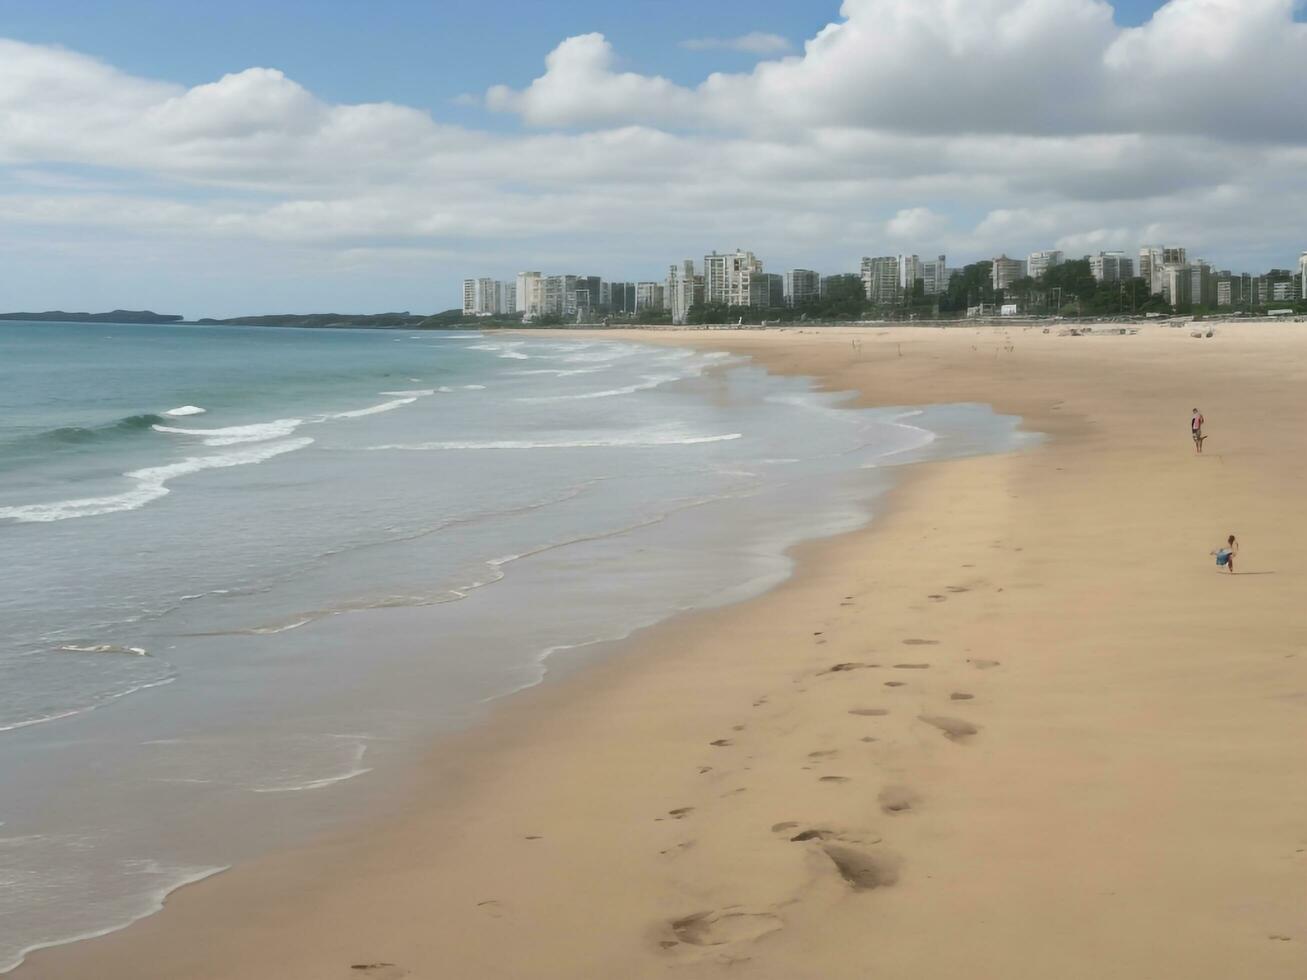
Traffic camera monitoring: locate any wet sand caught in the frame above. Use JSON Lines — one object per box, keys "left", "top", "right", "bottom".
{"left": 16, "top": 322, "right": 1307, "bottom": 979}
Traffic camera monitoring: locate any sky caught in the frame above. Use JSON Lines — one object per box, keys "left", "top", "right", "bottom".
{"left": 1, "top": 0, "right": 1305, "bottom": 317}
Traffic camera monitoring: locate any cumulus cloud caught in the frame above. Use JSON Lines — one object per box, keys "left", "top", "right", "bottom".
{"left": 680, "top": 32, "right": 792, "bottom": 54}
{"left": 1, "top": 0, "right": 1306, "bottom": 314}
{"left": 886, "top": 207, "right": 949, "bottom": 241}
{"left": 485, "top": 33, "right": 696, "bottom": 128}
{"left": 489, "top": 0, "right": 1307, "bottom": 139}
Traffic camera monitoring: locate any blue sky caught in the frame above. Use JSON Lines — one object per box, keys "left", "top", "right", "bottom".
{"left": 0, "top": 1, "right": 1303, "bottom": 316}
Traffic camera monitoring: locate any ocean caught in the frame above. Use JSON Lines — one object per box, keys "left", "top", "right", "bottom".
{"left": 0, "top": 321, "right": 1033, "bottom": 971}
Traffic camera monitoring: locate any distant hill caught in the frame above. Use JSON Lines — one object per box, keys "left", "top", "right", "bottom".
{"left": 0, "top": 310, "right": 184, "bottom": 324}
{"left": 198, "top": 310, "right": 486, "bottom": 330}
{"left": 197, "top": 312, "right": 433, "bottom": 329}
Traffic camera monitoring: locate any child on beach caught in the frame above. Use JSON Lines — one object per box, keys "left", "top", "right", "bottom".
{"left": 1214, "top": 534, "right": 1238, "bottom": 573}
{"left": 1191, "top": 408, "right": 1204, "bottom": 453}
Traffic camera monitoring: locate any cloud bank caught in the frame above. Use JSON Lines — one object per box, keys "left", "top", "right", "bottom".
{"left": 1, "top": 0, "right": 1305, "bottom": 313}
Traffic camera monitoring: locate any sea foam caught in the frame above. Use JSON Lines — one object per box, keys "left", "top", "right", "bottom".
{"left": 370, "top": 432, "right": 743, "bottom": 451}
{"left": 153, "top": 418, "right": 304, "bottom": 446}
{"left": 0, "top": 438, "right": 314, "bottom": 524}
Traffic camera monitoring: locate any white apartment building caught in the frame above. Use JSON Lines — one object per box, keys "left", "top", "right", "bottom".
{"left": 462, "top": 277, "right": 510, "bottom": 317}
{"left": 1300, "top": 252, "right": 1307, "bottom": 299}
{"left": 783, "top": 269, "right": 821, "bottom": 306}
{"left": 860, "top": 255, "right": 899, "bottom": 304}
{"left": 991, "top": 255, "right": 1027, "bottom": 291}
{"left": 1089, "top": 251, "right": 1133, "bottom": 283}
{"left": 516, "top": 271, "right": 544, "bottom": 318}
{"left": 1139, "top": 246, "right": 1187, "bottom": 296}
{"left": 703, "top": 250, "right": 763, "bottom": 307}
{"left": 666, "top": 260, "right": 703, "bottom": 324}
{"left": 1027, "top": 250, "right": 1063, "bottom": 280}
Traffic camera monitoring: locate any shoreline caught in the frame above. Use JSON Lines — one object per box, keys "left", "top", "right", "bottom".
{"left": 15, "top": 322, "right": 1307, "bottom": 979}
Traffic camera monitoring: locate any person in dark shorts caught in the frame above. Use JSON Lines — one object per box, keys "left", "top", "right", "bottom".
{"left": 1191, "top": 408, "right": 1204, "bottom": 453}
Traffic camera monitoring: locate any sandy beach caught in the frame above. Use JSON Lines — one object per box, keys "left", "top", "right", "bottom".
{"left": 15, "top": 322, "right": 1307, "bottom": 979}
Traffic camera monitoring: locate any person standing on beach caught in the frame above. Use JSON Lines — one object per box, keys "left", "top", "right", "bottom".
{"left": 1191, "top": 408, "right": 1205, "bottom": 453}
{"left": 1216, "top": 534, "right": 1238, "bottom": 573}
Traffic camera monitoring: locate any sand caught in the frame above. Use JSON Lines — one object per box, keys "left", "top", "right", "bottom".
{"left": 15, "top": 322, "right": 1307, "bottom": 979}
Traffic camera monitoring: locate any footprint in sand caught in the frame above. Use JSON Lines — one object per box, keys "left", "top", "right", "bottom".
{"left": 710, "top": 739, "right": 733, "bottom": 747}
{"left": 893, "top": 663, "right": 931, "bottom": 670}
{"left": 885, "top": 681, "right": 906, "bottom": 687}
{"left": 669, "top": 909, "right": 782, "bottom": 947}
{"left": 902, "top": 638, "right": 939, "bottom": 646}
{"left": 927, "top": 594, "right": 947, "bottom": 602}
{"left": 878, "top": 786, "right": 920, "bottom": 814}
{"left": 950, "top": 692, "right": 974, "bottom": 701}
{"left": 848, "top": 708, "right": 890, "bottom": 716}
{"left": 946, "top": 586, "right": 971, "bottom": 593}
{"left": 919, "top": 715, "right": 979, "bottom": 741}
{"left": 821, "top": 844, "right": 901, "bottom": 890}
{"left": 968, "top": 659, "right": 1001, "bottom": 670}
{"left": 350, "top": 964, "right": 408, "bottom": 979}
{"left": 668, "top": 807, "right": 695, "bottom": 819}
{"left": 791, "top": 828, "right": 837, "bottom": 841}
{"left": 771, "top": 821, "right": 799, "bottom": 833}
{"left": 819, "top": 775, "right": 851, "bottom": 783}
{"left": 821, "top": 662, "right": 878, "bottom": 675}
{"left": 808, "top": 749, "right": 840, "bottom": 759}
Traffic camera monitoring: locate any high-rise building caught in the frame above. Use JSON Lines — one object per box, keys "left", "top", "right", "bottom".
{"left": 899, "top": 254, "right": 923, "bottom": 292}
{"left": 608, "top": 282, "right": 637, "bottom": 315}
{"left": 463, "top": 277, "right": 511, "bottom": 317}
{"left": 1027, "top": 250, "right": 1063, "bottom": 280}
{"left": 991, "top": 255, "right": 1027, "bottom": 291}
{"left": 1187, "top": 260, "right": 1216, "bottom": 308}
{"left": 1300, "top": 252, "right": 1307, "bottom": 299}
{"left": 635, "top": 281, "right": 665, "bottom": 313}
{"left": 542, "top": 274, "right": 580, "bottom": 316}
{"left": 703, "top": 250, "right": 764, "bottom": 307}
{"left": 516, "top": 271, "right": 544, "bottom": 318}
{"left": 1164, "top": 265, "right": 1191, "bottom": 307}
{"left": 1089, "top": 251, "right": 1133, "bottom": 283}
{"left": 860, "top": 256, "right": 899, "bottom": 304}
{"left": 667, "top": 260, "right": 704, "bottom": 324}
{"left": 572, "top": 276, "right": 602, "bottom": 316}
{"left": 783, "top": 269, "right": 821, "bottom": 306}
{"left": 919, "top": 255, "right": 948, "bottom": 295}
{"left": 1141, "top": 245, "right": 1187, "bottom": 296}
{"left": 749, "top": 273, "right": 783, "bottom": 308}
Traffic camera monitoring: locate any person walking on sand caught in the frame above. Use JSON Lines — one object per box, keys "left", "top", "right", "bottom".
{"left": 1191, "top": 408, "right": 1205, "bottom": 453}
{"left": 1215, "top": 534, "right": 1238, "bottom": 573}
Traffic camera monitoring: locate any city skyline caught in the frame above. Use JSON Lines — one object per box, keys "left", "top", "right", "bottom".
{"left": 3, "top": 1, "right": 1307, "bottom": 316}
{"left": 462, "top": 243, "right": 1307, "bottom": 321}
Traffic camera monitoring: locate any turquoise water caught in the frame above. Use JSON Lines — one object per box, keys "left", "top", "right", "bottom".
{"left": 0, "top": 321, "right": 1033, "bottom": 971}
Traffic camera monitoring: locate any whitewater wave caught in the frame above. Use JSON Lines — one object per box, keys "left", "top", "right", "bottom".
{"left": 0, "top": 437, "right": 314, "bottom": 524}
{"left": 466, "top": 342, "right": 529, "bottom": 360}
{"left": 519, "top": 375, "right": 680, "bottom": 403}
{"left": 56, "top": 644, "right": 148, "bottom": 656}
{"left": 162, "top": 405, "right": 205, "bottom": 417}
{"left": 152, "top": 417, "right": 304, "bottom": 446}
{"left": 370, "top": 432, "right": 742, "bottom": 451}
{"left": 330, "top": 397, "right": 417, "bottom": 419}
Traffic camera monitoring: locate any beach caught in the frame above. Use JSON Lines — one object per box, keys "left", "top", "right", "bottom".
{"left": 15, "top": 322, "right": 1307, "bottom": 979}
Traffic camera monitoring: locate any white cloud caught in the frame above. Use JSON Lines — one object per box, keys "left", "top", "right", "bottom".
{"left": 886, "top": 207, "right": 949, "bottom": 241}
{"left": 1, "top": 0, "right": 1306, "bottom": 314}
{"left": 485, "top": 33, "right": 696, "bottom": 128}
{"left": 681, "top": 32, "right": 792, "bottom": 55}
